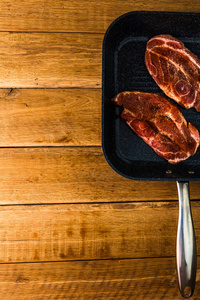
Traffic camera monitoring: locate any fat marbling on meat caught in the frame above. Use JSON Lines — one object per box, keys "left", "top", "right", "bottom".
{"left": 145, "top": 34, "right": 200, "bottom": 111}
{"left": 112, "top": 91, "right": 199, "bottom": 164}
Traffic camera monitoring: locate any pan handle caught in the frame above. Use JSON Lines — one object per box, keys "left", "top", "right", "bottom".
{"left": 176, "top": 181, "right": 196, "bottom": 298}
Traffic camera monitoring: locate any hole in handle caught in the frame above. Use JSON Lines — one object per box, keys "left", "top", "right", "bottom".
{"left": 183, "top": 286, "right": 192, "bottom": 298}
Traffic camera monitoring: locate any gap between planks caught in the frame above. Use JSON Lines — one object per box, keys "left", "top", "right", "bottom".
{"left": 0, "top": 146, "right": 199, "bottom": 204}
{"left": 0, "top": 257, "right": 199, "bottom": 299}
{"left": 0, "top": 0, "right": 200, "bottom": 33}
{"left": 0, "top": 200, "right": 199, "bottom": 263}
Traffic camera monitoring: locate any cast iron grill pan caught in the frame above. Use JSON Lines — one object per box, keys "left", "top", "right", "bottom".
{"left": 102, "top": 11, "right": 200, "bottom": 181}
{"left": 102, "top": 11, "right": 200, "bottom": 298}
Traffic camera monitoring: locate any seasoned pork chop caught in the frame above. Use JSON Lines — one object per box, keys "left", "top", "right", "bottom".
{"left": 113, "top": 91, "right": 199, "bottom": 164}
{"left": 145, "top": 35, "right": 200, "bottom": 111}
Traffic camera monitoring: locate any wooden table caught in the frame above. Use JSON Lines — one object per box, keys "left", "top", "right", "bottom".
{"left": 0, "top": 1, "right": 200, "bottom": 299}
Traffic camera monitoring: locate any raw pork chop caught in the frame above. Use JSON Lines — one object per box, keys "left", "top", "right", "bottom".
{"left": 112, "top": 91, "right": 199, "bottom": 164}
{"left": 145, "top": 34, "right": 200, "bottom": 111}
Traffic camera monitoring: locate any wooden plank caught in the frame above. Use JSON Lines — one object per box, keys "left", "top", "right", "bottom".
{"left": 0, "top": 1, "right": 200, "bottom": 33}
{"left": 0, "top": 89, "right": 101, "bottom": 146}
{"left": 0, "top": 147, "right": 200, "bottom": 204}
{"left": 0, "top": 32, "right": 102, "bottom": 88}
{"left": 0, "top": 201, "right": 199, "bottom": 263}
{"left": 0, "top": 258, "right": 200, "bottom": 299}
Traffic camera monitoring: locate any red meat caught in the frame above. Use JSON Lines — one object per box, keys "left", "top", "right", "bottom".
{"left": 145, "top": 34, "right": 200, "bottom": 111}
{"left": 112, "top": 91, "right": 199, "bottom": 164}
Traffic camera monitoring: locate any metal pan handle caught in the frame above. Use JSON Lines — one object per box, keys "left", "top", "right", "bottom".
{"left": 176, "top": 181, "right": 197, "bottom": 298}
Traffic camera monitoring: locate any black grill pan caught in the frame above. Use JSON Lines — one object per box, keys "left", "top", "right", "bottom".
{"left": 102, "top": 11, "right": 200, "bottom": 298}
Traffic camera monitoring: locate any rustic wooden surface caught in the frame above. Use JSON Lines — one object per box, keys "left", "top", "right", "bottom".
{"left": 0, "top": 1, "right": 200, "bottom": 299}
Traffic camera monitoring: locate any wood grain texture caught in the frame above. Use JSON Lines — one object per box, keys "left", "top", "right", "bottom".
{"left": 0, "top": 0, "right": 199, "bottom": 33}
{"left": 0, "top": 89, "right": 101, "bottom": 146}
{"left": 0, "top": 147, "right": 200, "bottom": 204}
{"left": 0, "top": 2, "right": 200, "bottom": 299}
{"left": 0, "top": 33, "right": 102, "bottom": 88}
{"left": 0, "top": 201, "right": 199, "bottom": 263}
{"left": 1, "top": 258, "right": 200, "bottom": 299}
